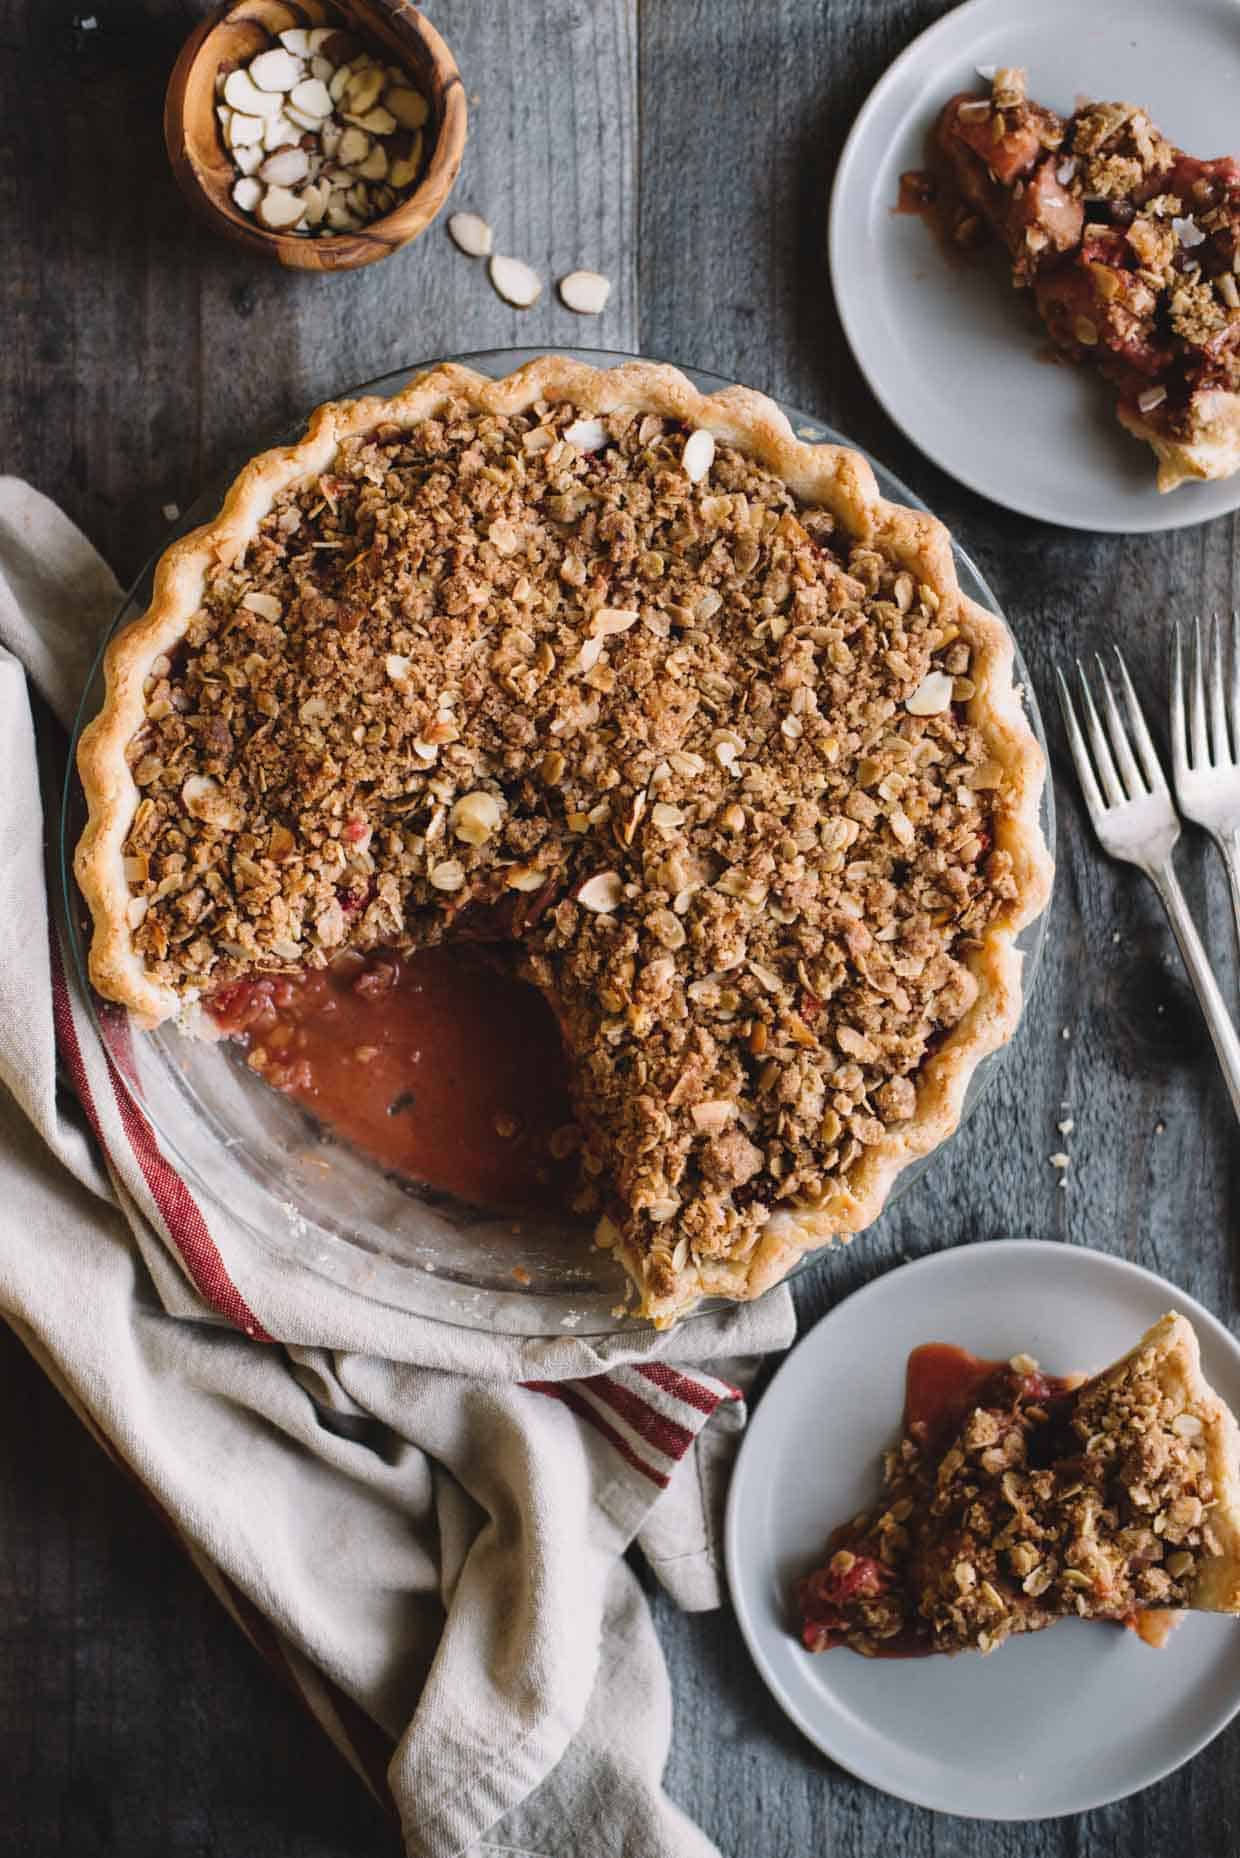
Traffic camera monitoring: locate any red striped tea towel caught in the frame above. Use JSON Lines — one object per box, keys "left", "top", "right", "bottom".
{"left": 0, "top": 480, "right": 796, "bottom": 1858}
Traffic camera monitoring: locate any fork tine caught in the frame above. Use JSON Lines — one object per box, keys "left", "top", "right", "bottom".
{"left": 1113, "top": 646, "right": 1169, "bottom": 794}
{"left": 1055, "top": 667, "right": 1107, "bottom": 819}
{"left": 1095, "top": 654, "right": 1146, "bottom": 798}
{"left": 1209, "top": 610, "right": 1231, "bottom": 765}
{"left": 1074, "top": 658, "right": 1126, "bottom": 807}
{"left": 1190, "top": 614, "right": 1210, "bottom": 768}
{"left": 1170, "top": 622, "right": 1189, "bottom": 785}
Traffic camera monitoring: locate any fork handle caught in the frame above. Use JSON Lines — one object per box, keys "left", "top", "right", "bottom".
{"left": 1212, "top": 828, "right": 1240, "bottom": 962}
{"left": 1148, "top": 858, "right": 1240, "bottom": 1125}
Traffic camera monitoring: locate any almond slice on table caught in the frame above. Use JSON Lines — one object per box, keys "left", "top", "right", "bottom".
{"left": 489, "top": 254, "right": 542, "bottom": 307}
{"left": 559, "top": 269, "right": 611, "bottom": 315}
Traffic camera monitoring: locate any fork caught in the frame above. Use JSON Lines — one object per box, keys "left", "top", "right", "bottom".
{"left": 1170, "top": 613, "right": 1240, "bottom": 952}
{"left": 1056, "top": 650, "right": 1240, "bottom": 1124}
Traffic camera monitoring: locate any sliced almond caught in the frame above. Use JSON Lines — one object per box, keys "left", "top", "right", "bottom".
{"left": 559, "top": 269, "right": 611, "bottom": 315}
{"left": 310, "top": 55, "right": 335, "bottom": 83}
{"left": 325, "top": 200, "right": 361, "bottom": 231}
{"left": 386, "top": 85, "right": 429, "bottom": 130}
{"left": 241, "top": 590, "right": 282, "bottom": 620}
{"left": 249, "top": 47, "right": 304, "bottom": 93}
{"left": 223, "top": 68, "right": 283, "bottom": 117}
{"left": 233, "top": 143, "right": 263, "bottom": 176}
{"left": 307, "top": 26, "right": 338, "bottom": 52}
{"left": 590, "top": 607, "right": 638, "bottom": 637}
{"left": 389, "top": 142, "right": 423, "bottom": 189}
{"left": 578, "top": 871, "right": 623, "bottom": 913}
{"left": 489, "top": 253, "right": 542, "bottom": 308}
{"left": 563, "top": 416, "right": 608, "bottom": 452}
{"left": 347, "top": 180, "right": 370, "bottom": 216}
{"left": 259, "top": 146, "right": 311, "bottom": 186}
{"left": 343, "top": 64, "right": 384, "bottom": 115}
{"left": 905, "top": 669, "right": 955, "bottom": 716}
{"left": 257, "top": 185, "right": 306, "bottom": 231}
{"left": 262, "top": 112, "right": 301, "bottom": 151}
{"left": 289, "top": 76, "right": 332, "bottom": 119}
{"left": 319, "top": 118, "right": 343, "bottom": 159}
{"left": 301, "top": 181, "right": 329, "bottom": 227}
{"left": 232, "top": 176, "right": 263, "bottom": 214}
{"left": 346, "top": 104, "right": 397, "bottom": 135}
{"left": 450, "top": 790, "right": 504, "bottom": 846}
{"left": 226, "top": 112, "right": 266, "bottom": 150}
{"left": 277, "top": 27, "right": 312, "bottom": 56}
{"left": 281, "top": 104, "right": 323, "bottom": 134}
{"left": 338, "top": 125, "right": 370, "bottom": 167}
{"left": 448, "top": 212, "right": 490, "bottom": 256}
{"left": 356, "top": 143, "right": 389, "bottom": 181}
{"left": 682, "top": 429, "right": 715, "bottom": 483}
{"left": 329, "top": 65, "right": 351, "bottom": 103}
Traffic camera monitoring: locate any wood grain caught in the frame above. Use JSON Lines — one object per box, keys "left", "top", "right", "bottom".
{"left": 5, "top": 0, "right": 1240, "bottom": 1851}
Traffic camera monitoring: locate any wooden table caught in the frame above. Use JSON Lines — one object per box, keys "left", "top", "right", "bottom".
{"left": 3, "top": 1, "right": 1239, "bottom": 1852}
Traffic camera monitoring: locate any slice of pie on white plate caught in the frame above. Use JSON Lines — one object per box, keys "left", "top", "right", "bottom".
{"left": 927, "top": 68, "right": 1240, "bottom": 492}
{"left": 73, "top": 356, "right": 1051, "bottom": 1324}
{"left": 799, "top": 1312, "right": 1240, "bottom": 1657}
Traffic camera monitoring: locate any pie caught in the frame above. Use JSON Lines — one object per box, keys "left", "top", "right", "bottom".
{"left": 798, "top": 1313, "right": 1240, "bottom": 1657}
{"left": 926, "top": 68, "right": 1240, "bottom": 491}
{"left": 73, "top": 357, "right": 1051, "bottom": 1325}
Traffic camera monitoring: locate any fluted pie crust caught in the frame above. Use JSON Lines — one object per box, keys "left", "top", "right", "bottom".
{"left": 75, "top": 357, "right": 1051, "bottom": 1324}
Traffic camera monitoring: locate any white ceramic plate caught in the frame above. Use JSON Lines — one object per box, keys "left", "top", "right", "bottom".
{"left": 725, "top": 1240, "right": 1240, "bottom": 1818}
{"left": 829, "top": 0, "right": 1240, "bottom": 533}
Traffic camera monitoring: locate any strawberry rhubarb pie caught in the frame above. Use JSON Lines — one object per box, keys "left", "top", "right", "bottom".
{"left": 922, "top": 69, "right": 1240, "bottom": 490}
{"left": 798, "top": 1313, "right": 1240, "bottom": 1657}
{"left": 74, "top": 358, "right": 1050, "bottom": 1324}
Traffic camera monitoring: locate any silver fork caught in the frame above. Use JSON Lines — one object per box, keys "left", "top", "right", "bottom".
{"left": 1056, "top": 650, "right": 1240, "bottom": 1123}
{"left": 1170, "top": 612, "right": 1240, "bottom": 949}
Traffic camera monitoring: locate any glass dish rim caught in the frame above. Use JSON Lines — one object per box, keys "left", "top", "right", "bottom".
{"left": 58, "top": 345, "right": 1055, "bottom": 1337}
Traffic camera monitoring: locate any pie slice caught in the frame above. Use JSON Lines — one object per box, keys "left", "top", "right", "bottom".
{"left": 798, "top": 1312, "right": 1240, "bottom": 1657}
{"left": 926, "top": 68, "right": 1240, "bottom": 491}
{"left": 73, "top": 357, "right": 1050, "bottom": 1325}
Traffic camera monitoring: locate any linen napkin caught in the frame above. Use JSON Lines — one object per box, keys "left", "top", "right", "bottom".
{"left": 0, "top": 478, "right": 796, "bottom": 1858}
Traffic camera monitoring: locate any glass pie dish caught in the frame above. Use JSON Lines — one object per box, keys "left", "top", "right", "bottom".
{"left": 58, "top": 348, "right": 1055, "bottom": 1336}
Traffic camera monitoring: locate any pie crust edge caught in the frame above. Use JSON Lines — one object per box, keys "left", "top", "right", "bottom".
{"left": 1113, "top": 1312, "right": 1240, "bottom": 1612}
{"left": 74, "top": 356, "right": 1053, "bottom": 1322}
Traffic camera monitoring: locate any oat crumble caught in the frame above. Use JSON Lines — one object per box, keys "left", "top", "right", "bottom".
{"left": 114, "top": 396, "right": 1016, "bottom": 1300}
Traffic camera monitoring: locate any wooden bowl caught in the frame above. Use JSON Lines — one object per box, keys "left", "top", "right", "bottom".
{"left": 165, "top": 0, "right": 467, "bottom": 272}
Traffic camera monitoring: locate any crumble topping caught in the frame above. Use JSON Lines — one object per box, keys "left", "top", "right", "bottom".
{"left": 801, "top": 1339, "right": 1221, "bottom": 1657}
{"left": 119, "top": 398, "right": 1013, "bottom": 1295}
{"left": 931, "top": 70, "right": 1240, "bottom": 443}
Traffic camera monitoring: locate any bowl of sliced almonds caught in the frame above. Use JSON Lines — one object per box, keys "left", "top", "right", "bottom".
{"left": 165, "top": 0, "right": 467, "bottom": 271}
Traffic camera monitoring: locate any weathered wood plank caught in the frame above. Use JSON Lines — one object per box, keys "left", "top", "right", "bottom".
{"left": 639, "top": 0, "right": 1240, "bottom": 1852}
